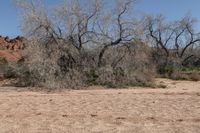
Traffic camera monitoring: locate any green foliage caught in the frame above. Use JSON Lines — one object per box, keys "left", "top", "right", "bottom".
{"left": 158, "top": 66, "right": 174, "bottom": 76}
{"left": 167, "top": 67, "right": 200, "bottom": 81}
{"left": 179, "top": 67, "right": 200, "bottom": 74}
{"left": 158, "top": 65, "right": 200, "bottom": 81}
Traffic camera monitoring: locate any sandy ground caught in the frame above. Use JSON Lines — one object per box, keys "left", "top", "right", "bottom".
{"left": 0, "top": 79, "right": 200, "bottom": 133}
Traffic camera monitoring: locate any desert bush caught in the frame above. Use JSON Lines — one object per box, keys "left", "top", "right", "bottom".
{"left": 157, "top": 64, "right": 200, "bottom": 81}
{"left": 165, "top": 68, "right": 200, "bottom": 81}
{"left": 14, "top": 39, "right": 86, "bottom": 89}
{"left": 2, "top": 63, "right": 28, "bottom": 82}
{"left": 85, "top": 69, "right": 99, "bottom": 85}
{"left": 0, "top": 57, "right": 7, "bottom": 65}
{"left": 3, "top": 65, "right": 18, "bottom": 79}
{"left": 180, "top": 67, "right": 200, "bottom": 74}
{"left": 93, "top": 66, "right": 155, "bottom": 88}
{"left": 190, "top": 73, "right": 200, "bottom": 81}
{"left": 96, "top": 66, "right": 126, "bottom": 88}
{"left": 0, "top": 57, "right": 8, "bottom": 78}
{"left": 0, "top": 58, "right": 21, "bottom": 79}
{"left": 15, "top": 60, "right": 155, "bottom": 89}
{"left": 13, "top": 0, "right": 157, "bottom": 89}
{"left": 189, "top": 73, "right": 200, "bottom": 81}
{"left": 169, "top": 71, "right": 189, "bottom": 80}
{"left": 92, "top": 41, "right": 155, "bottom": 88}
{"left": 158, "top": 66, "right": 174, "bottom": 76}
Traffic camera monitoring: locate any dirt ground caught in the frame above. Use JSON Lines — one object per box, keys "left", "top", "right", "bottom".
{"left": 0, "top": 79, "right": 199, "bottom": 133}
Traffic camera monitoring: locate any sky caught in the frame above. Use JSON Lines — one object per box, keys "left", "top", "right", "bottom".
{"left": 0, "top": 0, "right": 200, "bottom": 38}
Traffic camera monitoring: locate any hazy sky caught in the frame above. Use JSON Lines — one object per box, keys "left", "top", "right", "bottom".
{"left": 0, "top": 0, "right": 200, "bottom": 37}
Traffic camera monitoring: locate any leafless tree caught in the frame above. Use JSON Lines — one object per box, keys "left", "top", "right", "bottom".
{"left": 16, "top": 0, "right": 137, "bottom": 65}
{"left": 146, "top": 15, "right": 200, "bottom": 67}
{"left": 55, "top": 0, "right": 101, "bottom": 52}
{"left": 15, "top": 0, "right": 153, "bottom": 88}
{"left": 95, "top": 0, "right": 136, "bottom": 67}
{"left": 173, "top": 16, "right": 200, "bottom": 65}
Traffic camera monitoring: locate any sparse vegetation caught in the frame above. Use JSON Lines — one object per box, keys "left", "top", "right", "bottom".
{"left": 1, "top": 1, "right": 200, "bottom": 133}
{"left": 12, "top": 0, "right": 156, "bottom": 89}
{"left": 158, "top": 66, "right": 200, "bottom": 81}
{"left": 1, "top": 0, "right": 197, "bottom": 89}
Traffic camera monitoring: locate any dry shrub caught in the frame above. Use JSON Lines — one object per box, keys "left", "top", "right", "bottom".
{"left": 85, "top": 66, "right": 155, "bottom": 88}
{"left": 12, "top": 0, "right": 158, "bottom": 89}
{"left": 168, "top": 70, "right": 200, "bottom": 81}
{"left": 88, "top": 42, "right": 156, "bottom": 88}
{"left": 96, "top": 66, "right": 127, "bottom": 88}
{"left": 13, "top": 39, "right": 86, "bottom": 89}
{"left": 0, "top": 57, "right": 7, "bottom": 65}
{"left": 85, "top": 43, "right": 155, "bottom": 88}
{"left": 188, "top": 73, "right": 200, "bottom": 81}
{"left": 169, "top": 71, "right": 189, "bottom": 80}
{"left": 0, "top": 57, "right": 8, "bottom": 78}
{"left": 43, "top": 69, "right": 85, "bottom": 89}
{"left": 14, "top": 40, "right": 155, "bottom": 89}
{"left": 0, "top": 31, "right": 157, "bottom": 89}
{"left": 0, "top": 58, "right": 24, "bottom": 80}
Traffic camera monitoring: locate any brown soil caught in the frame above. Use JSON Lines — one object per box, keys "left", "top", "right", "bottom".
{"left": 0, "top": 79, "right": 199, "bottom": 133}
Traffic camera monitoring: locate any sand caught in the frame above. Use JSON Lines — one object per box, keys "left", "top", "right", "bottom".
{"left": 0, "top": 79, "right": 200, "bottom": 133}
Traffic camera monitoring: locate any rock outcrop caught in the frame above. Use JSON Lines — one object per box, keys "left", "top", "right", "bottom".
{"left": 0, "top": 36, "right": 26, "bottom": 62}
{"left": 0, "top": 36, "right": 26, "bottom": 51}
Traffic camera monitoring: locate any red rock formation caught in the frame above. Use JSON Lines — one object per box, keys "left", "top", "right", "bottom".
{"left": 0, "top": 36, "right": 26, "bottom": 62}
{"left": 0, "top": 50, "right": 22, "bottom": 62}
{"left": 0, "top": 36, "right": 26, "bottom": 51}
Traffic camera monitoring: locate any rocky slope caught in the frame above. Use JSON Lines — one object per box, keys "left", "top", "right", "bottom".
{"left": 0, "top": 35, "right": 26, "bottom": 62}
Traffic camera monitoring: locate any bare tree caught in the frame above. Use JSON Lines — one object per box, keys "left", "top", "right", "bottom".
{"left": 15, "top": 0, "right": 156, "bottom": 88}
{"left": 55, "top": 0, "right": 101, "bottom": 52}
{"left": 146, "top": 15, "right": 172, "bottom": 60}
{"left": 146, "top": 15, "right": 200, "bottom": 67}
{"left": 96, "top": 0, "right": 136, "bottom": 67}
{"left": 173, "top": 16, "right": 200, "bottom": 65}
